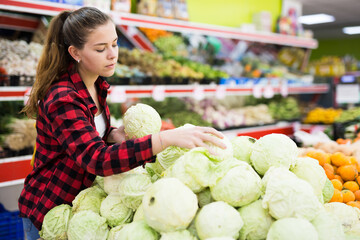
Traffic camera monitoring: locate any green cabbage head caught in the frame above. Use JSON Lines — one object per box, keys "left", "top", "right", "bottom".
{"left": 99, "top": 194, "right": 133, "bottom": 227}
{"left": 156, "top": 145, "right": 189, "bottom": 170}
{"left": 72, "top": 185, "right": 107, "bottom": 214}
{"left": 311, "top": 210, "right": 345, "bottom": 240}
{"left": 133, "top": 202, "right": 144, "bottom": 221}
{"left": 237, "top": 199, "right": 274, "bottom": 240}
{"left": 123, "top": 103, "right": 162, "bottom": 139}
{"left": 142, "top": 178, "right": 198, "bottom": 233}
{"left": 231, "top": 136, "right": 256, "bottom": 164}
{"left": 196, "top": 188, "right": 213, "bottom": 208}
{"left": 322, "top": 178, "right": 334, "bottom": 203}
{"left": 291, "top": 157, "right": 327, "bottom": 199}
{"left": 160, "top": 229, "right": 197, "bottom": 240}
{"left": 110, "top": 220, "right": 159, "bottom": 240}
{"left": 210, "top": 161, "right": 262, "bottom": 207}
{"left": 39, "top": 204, "right": 73, "bottom": 240}
{"left": 250, "top": 134, "right": 298, "bottom": 176}
{"left": 262, "top": 167, "right": 322, "bottom": 221}
{"left": 195, "top": 201, "right": 243, "bottom": 240}
{"left": 67, "top": 210, "right": 109, "bottom": 240}
{"left": 266, "top": 218, "right": 318, "bottom": 240}
{"left": 117, "top": 172, "right": 152, "bottom": 210}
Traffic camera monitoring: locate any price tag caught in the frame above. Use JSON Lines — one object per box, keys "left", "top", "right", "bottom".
{"left": 152, "top": 85, "right": 166, "bottom": 101}
{"left": 252, "top": 85, "right": 262, "bottom": 98}
{"left": 109, "top": 86, "right": 127, "bottom": 103}
{"left": 280, "top": 81, "right": 288, "bottom": 97}
{"left": 336, "top": 84, "right": 360, "bottom": 104}
{"left": 263, "top": 85, "right": 274, "bottom": 99}
{"left": 24, "top": 87, "right": 31, "bottom": 105}
{"left": 193, "top": 85, "right": 205, "bottom": 100}
{"left": 215, "top": 85, "right": 226, "bottom": 99}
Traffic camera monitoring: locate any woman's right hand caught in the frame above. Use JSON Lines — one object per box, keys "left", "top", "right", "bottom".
{"left": 152, "top": 126, "right": 227, "bottom": 155}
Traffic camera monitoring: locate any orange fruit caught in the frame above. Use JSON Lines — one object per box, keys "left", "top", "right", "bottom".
{"left": 331, "top": 179, "right": 343, "bottom": 191}
{"left": 330, "top": 189, "right": 343, "bottom": 202}
{"left": 349, "top": 156, "right": 358, "bottom": 165}
{"left": 356, "top": 176, "right": 360, "bottom": 185}
{"left": 323, "top": 163, "right": 335, "bottom": 180}
{"left": 334, "top": 175, "right": 344, "bottom": 183}
{"left": 354, "top": 190, "right": 360, "bottom": 201}
{"left": 342, "top": 190, "right": 356, "bottom": 203}
{"left": 346, "top": 201, "right": 360, "bottom": 209}
{"left": 343, "top": 181, "right": 360, "bottom": 192}
{"left": 338, "top": 165, "right": 359, "bottom": 181}
{"left": 331, "top": 152, "right": 352, "bottom": 167}
{"left": 306, "top": 151, "right": 330, "bottom": 166}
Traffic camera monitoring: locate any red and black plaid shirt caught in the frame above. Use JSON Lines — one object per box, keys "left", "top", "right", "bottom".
{"left": 18, "top": 63, "right": 155, "bottom": 230}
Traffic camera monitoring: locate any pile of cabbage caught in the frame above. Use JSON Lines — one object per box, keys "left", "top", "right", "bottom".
{"left": 39, "top": 104, "right": 360, "bottom": 240}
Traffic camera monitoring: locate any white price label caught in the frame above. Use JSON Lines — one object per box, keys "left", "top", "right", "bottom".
{"left": 280, "top": 82, "right": 289, "bottom": 97}
{"left": 215, "top": 85, "right": 226, "bottom": 99}
{"left": 109, "top": 86, "right": 127, "bottom": 103}
{"left": 263, "top": 85, "right": 274, "bottom": 99}
{"left": 24, "top": 87, "right": 31, "bottom": 105}
{"left": 152, "top": 85, "right": 166, "bottom": 101}
{"left": 336, "top": 84, "right": 360, "bottom": 104}
{"left": 193, "top": 85, "right": 205, "bottom": 100}
{"left": 252, "top": 85, "right": 262, "bottom": 98}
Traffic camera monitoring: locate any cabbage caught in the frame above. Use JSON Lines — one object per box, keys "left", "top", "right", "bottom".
{"left": 67, "top": 210, "right": 109, "bottom": 240}
{"left": 205, "top": 238, "right": 235, "bottom": 240}
{"left": 195, "top": 201, "right": 243, "bottom": 240}
{"left": 107, "top": 225, "right": 126, "bottom": 240}
{"left": 118, "top": 173, "right": 152, "bottom": 210}
{"left": 156, "top": 145, "right": 189, "bottom": 170}
{"left": 163, "top": 148, "right": 209, "bottom": 193}
{"left": 237, "top": 199, "right": 274, "bottom": 240}
{"left": 197, "top": 188, "right": 213, "bottom": 208}
{"left": 39, "top": 204, "right": 73, "bottom": 240}
{"left": 145, "top": 161, "right": 164, "bottom": 182}
{"left": 112, "top": 220, "right": 159, "bottom": 240}
{"left": 322, "top": 178, "right": 334, "bottom": 203}
{"left": 261, "top": 166, "right": 298, "bottom": 195}
{"left": 104, "top": 166, "right": 148, "bottom": 194}
{"left": 262, "top": 167, "right": 322, "bottom": 221}
{"left": 210, "top": 161, "right": 262, "bottom": 207}
{"left": 123, "top": 103, "right": 162, "bottom": 139}
{"left": 311, "top": 211, "right": 345, "bottom": 240}
{"left": 133, "top": 202, "right": 144, "bottom": 221}
{"left": 99, "top": 194, "right": 133, "bottom": 227}
{"left": 72, "top": 185, "right": 107, "bottom": 214}
{"left": 142, "top": 178, "right": 198, "bottom": 233}
{"left": 231, "top": 136, "right": 256, "bottom": 164}
{"left": 160, "top": 230, "right": 197, "bottom": 240}
{"left": 291, "top": 157, "right": 327, "bottom": 198}
{"left": 92, "top": 176, "right": 104, "bottom": 191}
{"left": 205, "top": 134, "right": 233, "bottom": 161}
{"left": 266, "top": 218, "right": 318, "bottom": 240}
{"left": 324, "top": 202, "right": 360, "bottom": 236}
{"left": 250, "top": 134, "right": 298, "bottom": 176}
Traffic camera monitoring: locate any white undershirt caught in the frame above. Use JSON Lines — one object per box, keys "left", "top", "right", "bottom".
{"left": 94, "top": 111, "right": 107, "bottom": 138}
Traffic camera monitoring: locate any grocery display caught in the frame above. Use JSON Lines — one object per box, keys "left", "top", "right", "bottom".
{"left": 1, "top": 1, "right": 360, "bottom": 240}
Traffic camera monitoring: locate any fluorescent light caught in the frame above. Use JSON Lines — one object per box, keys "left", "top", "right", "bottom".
{"left": 299, "top": 14, "right": 335, "bottom": 25}
{"left": 343, "top": 26, "right": 360, "bottom": 35}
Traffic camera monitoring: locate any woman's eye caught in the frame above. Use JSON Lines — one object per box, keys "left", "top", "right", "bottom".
{"left": 96, "top": 49, "right": 105, "bottom": 52}
{"left": 112, "top": 44, "right": 118, "bottom": 48}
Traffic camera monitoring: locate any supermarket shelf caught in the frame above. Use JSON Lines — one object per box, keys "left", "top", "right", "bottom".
{"left": 0, "top": 155, "right": 32, "bottom": 187}
{"left": 1, "top": 0, "right": 318, "bottom": 49}
{"left": 0, "top": 11, "right": 39, "bottom": 32}
{"left": 0, "top": 84, "right": 330, "bottom": 101}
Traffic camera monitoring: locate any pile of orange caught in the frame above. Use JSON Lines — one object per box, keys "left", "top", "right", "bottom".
{"left": 306, "top": 150, "right": 360, "bottom": 209}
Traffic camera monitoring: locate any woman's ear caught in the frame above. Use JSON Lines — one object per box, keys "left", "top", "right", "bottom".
{"left": 68, "top": 45, "right": 81, "bottom": 62}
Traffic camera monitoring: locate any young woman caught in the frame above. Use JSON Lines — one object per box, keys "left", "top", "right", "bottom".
{"left": 19, "top": 6, "right": 225, "bottom": 239}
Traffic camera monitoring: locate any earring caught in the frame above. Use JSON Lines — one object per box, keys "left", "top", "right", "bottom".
{"left": 77, "top": 59, "right": 80, "bottom": 63}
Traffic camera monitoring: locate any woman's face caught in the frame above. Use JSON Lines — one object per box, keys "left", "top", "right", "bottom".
{"left": 77, "top": 20, "right": 118, "bottom": 78}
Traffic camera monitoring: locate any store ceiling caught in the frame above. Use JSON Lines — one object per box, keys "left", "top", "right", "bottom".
{"left": 297, "top": 0, "right": 360, "bottom": 39}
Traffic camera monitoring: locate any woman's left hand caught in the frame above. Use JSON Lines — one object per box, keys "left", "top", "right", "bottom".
{"left": 107, "top": 126, "right": 126, "bottom": 143}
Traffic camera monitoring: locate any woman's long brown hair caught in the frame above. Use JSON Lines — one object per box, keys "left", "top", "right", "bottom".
{"left": 22, "top": 7, "right": 111, "bottom": 118}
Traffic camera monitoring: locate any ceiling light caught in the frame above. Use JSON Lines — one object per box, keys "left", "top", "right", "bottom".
{"left": 298, "top": 14, "right": 335, "bottom": 25}
{"left": 343, "top": 26, "right": 360, "bottom": 35}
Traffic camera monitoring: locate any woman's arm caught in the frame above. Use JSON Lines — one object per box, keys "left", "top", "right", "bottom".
{"left": 151, "top": 126, "right": 227, "bottom": 155}
{"left": 106, "top": 126, "right": 126, "bottom": 144}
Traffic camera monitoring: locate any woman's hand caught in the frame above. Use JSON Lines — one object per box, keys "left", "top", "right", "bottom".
{"left": 107, "top": 126, "right": 126, "bottom": 144}
{"left": 152, "top": 126, "right": 227, "bottom": 155}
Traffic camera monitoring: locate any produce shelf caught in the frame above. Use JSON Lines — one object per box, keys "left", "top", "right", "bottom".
{"left": 1, "top": 0, "right": 318, "bottom": 49}
{"left": 0, "top": 84, "right": 329, "bottom": 102}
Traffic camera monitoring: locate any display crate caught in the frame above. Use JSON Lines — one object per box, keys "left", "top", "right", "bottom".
{"left": 0, "top": 204, "right": 24, "bottom": 240}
